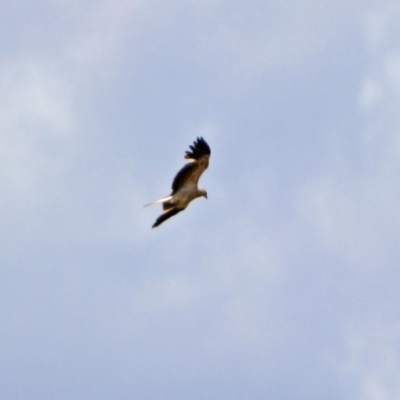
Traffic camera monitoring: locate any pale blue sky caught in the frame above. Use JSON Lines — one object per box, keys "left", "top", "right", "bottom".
{"left": 1, "top": 1, "right": 400, "bottom": 399}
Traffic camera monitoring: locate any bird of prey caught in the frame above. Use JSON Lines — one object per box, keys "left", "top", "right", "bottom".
{"left": 145, "top": 137, "right": 211, "bottom": 228}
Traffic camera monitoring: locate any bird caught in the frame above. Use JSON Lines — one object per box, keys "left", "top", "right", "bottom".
{"left": 145, "top": 137, "right": 211, "bottom": 228}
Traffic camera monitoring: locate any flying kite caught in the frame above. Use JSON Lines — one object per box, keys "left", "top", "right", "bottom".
{"left": 145, "top": 137, "right": 211, "bottom": 228}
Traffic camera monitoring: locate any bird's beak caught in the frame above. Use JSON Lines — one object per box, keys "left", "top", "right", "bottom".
{"left": 205, "top": 193, "right": 208, "bottom": 199}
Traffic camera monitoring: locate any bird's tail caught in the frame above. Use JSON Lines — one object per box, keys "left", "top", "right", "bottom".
{"left": 143, "top": 195, "right": 173, "bottom": 207}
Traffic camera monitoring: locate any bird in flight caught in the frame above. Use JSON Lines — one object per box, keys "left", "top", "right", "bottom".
{"left": 145, "top": 137, "right": 211, "bottom": 228}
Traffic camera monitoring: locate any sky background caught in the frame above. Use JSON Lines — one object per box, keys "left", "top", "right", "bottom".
{"left": 1, "top": 0, "right": 400, "bottom": 399}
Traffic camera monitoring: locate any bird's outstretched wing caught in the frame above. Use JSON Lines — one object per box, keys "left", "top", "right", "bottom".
{"left": 152, "top": 208, "right": 183, "bottom": 228}
{"left": 184, "top": 136, "right": 211, "bottom": 160}
{"left": 171, "top": 137, "right": 211, "bottom": 193}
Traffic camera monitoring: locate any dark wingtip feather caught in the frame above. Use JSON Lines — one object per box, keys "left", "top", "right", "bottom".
{"left": 184, "top": 137, "right": 211, "bottom": 159}
{"left": 152, "top": 208, "right": 183, "bottom": 228}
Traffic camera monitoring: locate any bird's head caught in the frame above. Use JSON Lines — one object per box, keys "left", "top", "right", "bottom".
{"left": 199, "top": 188, "right": 208, "bottom": 199}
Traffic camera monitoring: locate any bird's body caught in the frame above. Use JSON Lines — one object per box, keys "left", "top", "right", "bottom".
{"left": 145, "top": 137, "right": 211, "bottom": 228}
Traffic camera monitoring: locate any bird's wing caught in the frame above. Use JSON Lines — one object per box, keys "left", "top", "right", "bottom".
{"left": 171, "top": 137, "right": 211, "bottom": 193}
{"left": 184, "top": 137, "right": 211, "bottom": 160}
{"left": 152, "top": 208, "right": 183, "bottom": 228}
